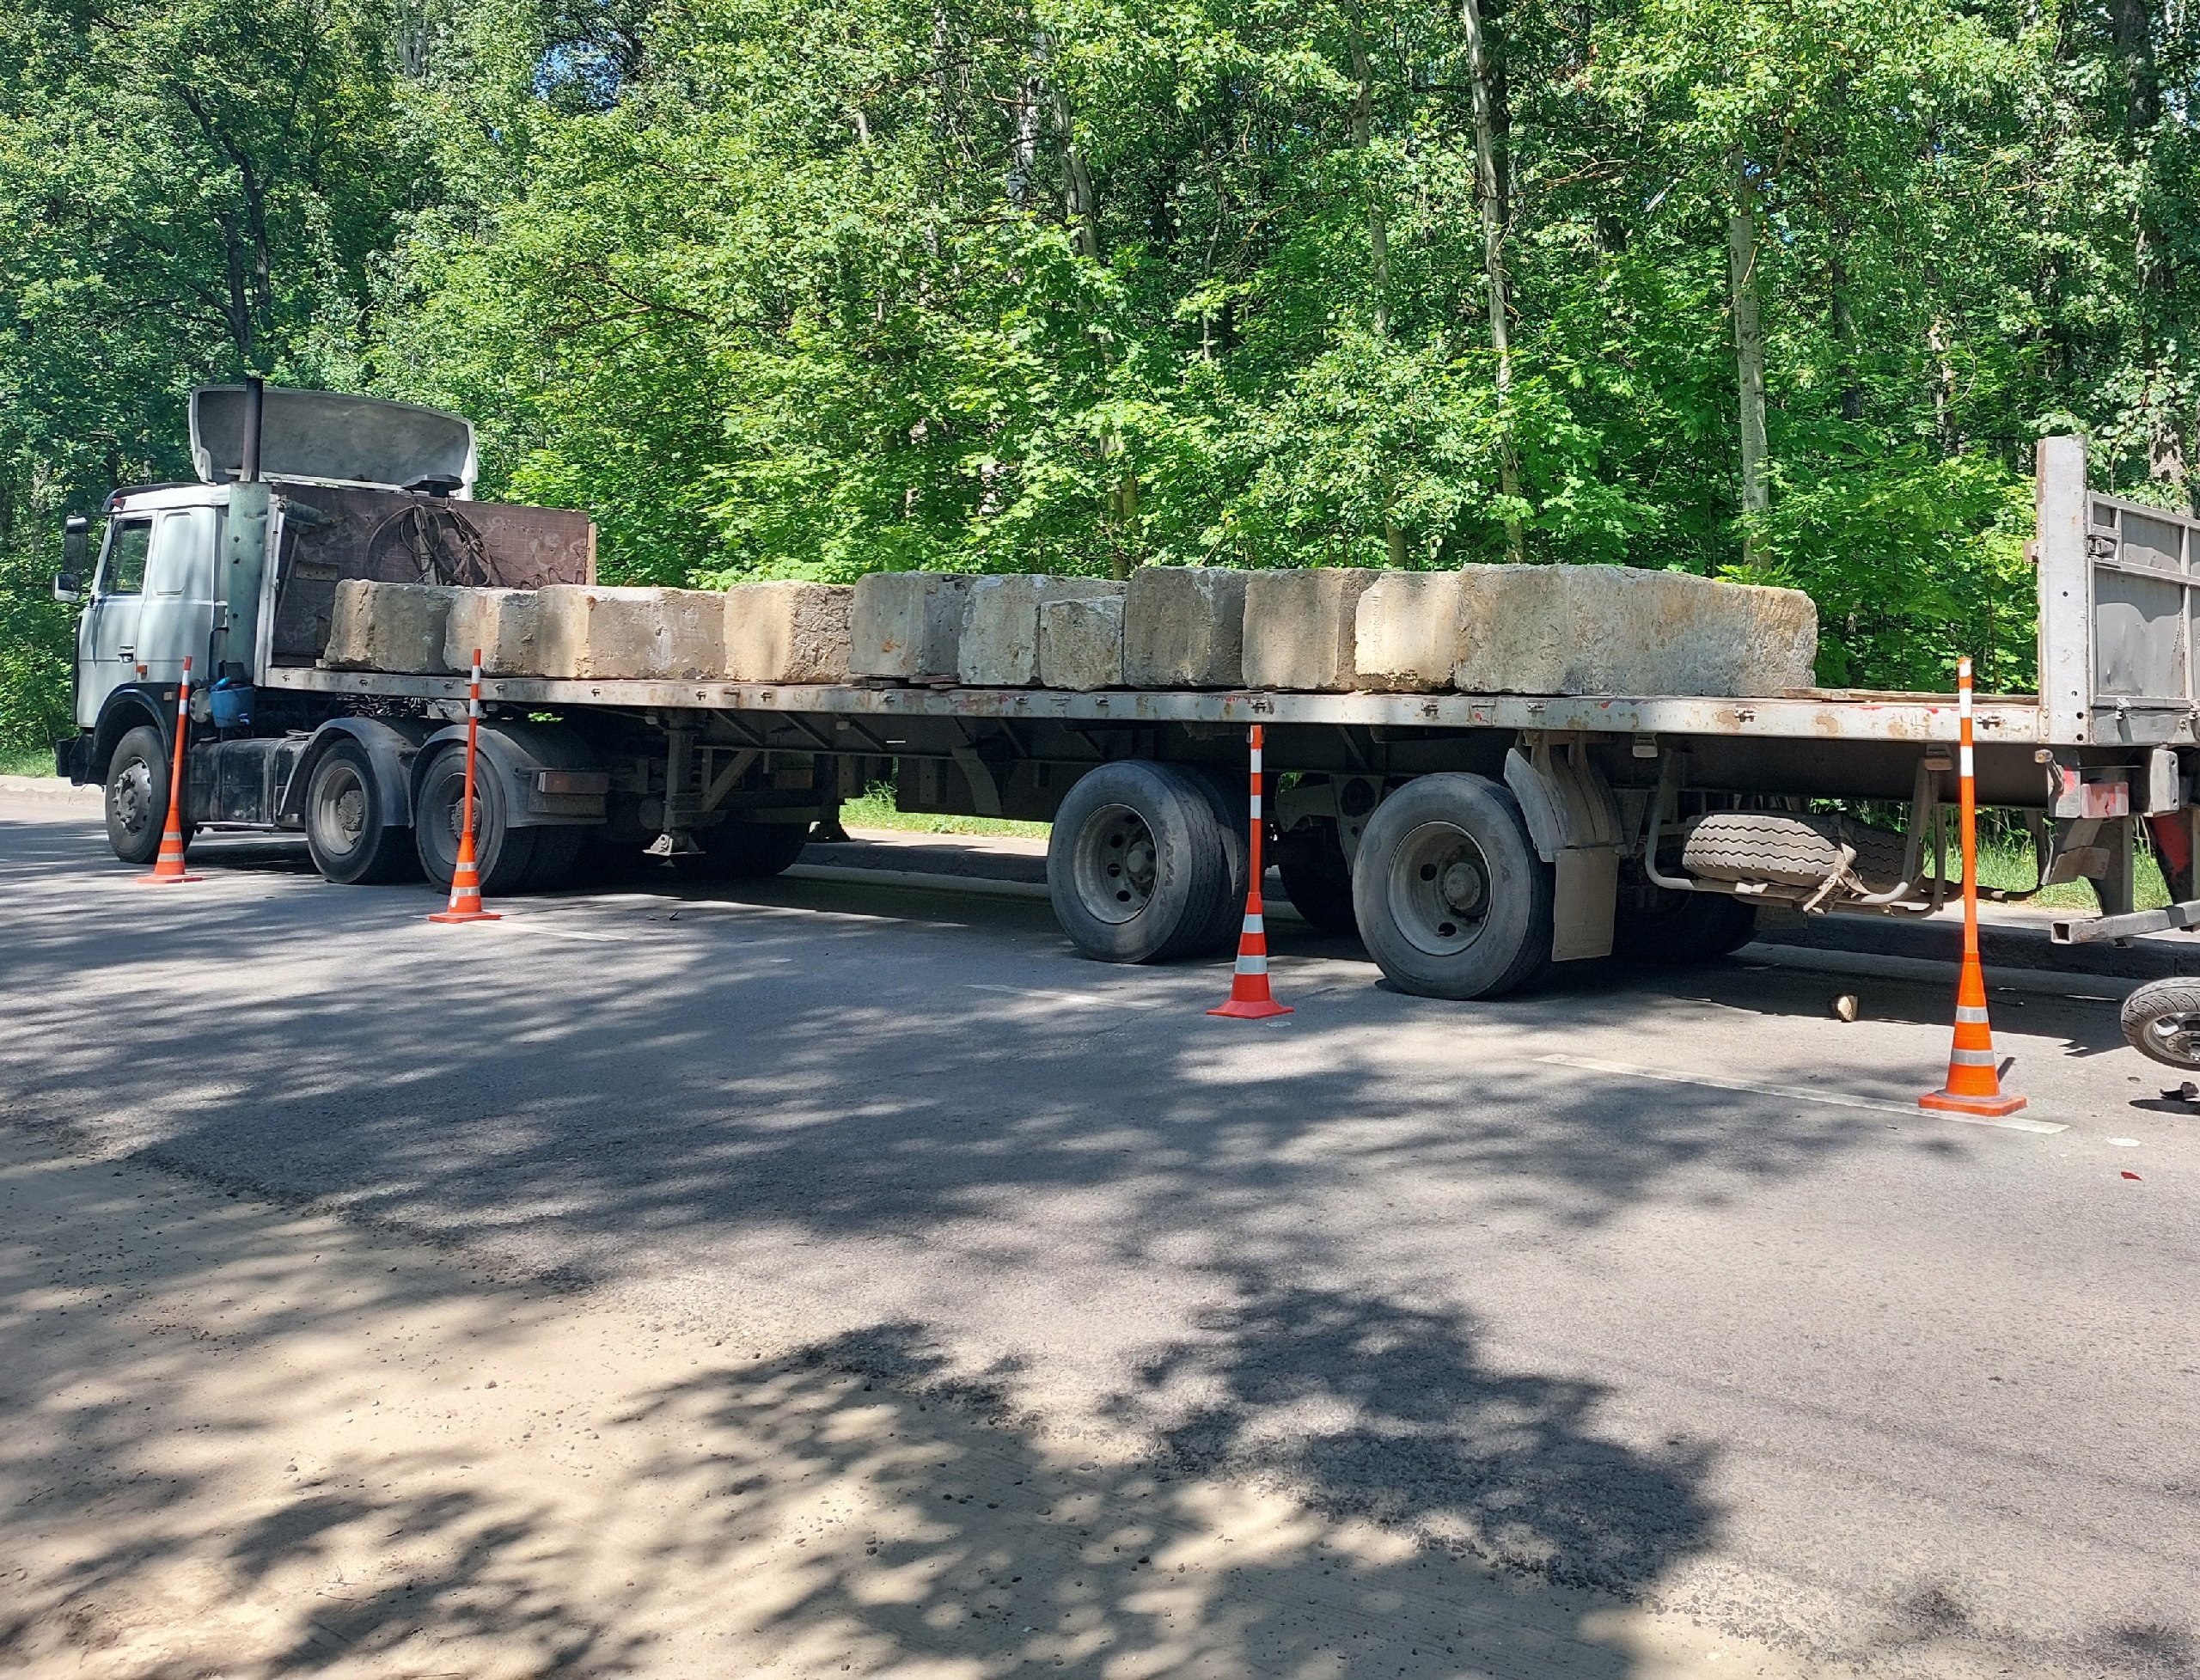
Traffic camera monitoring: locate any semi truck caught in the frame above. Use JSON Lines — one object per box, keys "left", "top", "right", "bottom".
{"left": 46, "top": 382, "right": 2200, "bottom": 1047}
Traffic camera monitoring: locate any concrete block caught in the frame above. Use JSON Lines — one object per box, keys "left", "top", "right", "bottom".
{"left": 323, "top": 579, "right": 457, "bottom": 674}
{"left": 443, "top": 588, "right": 540, "bottom": 676}
{"left": 958, "top": 576, "right": 1121, "bottom": 687}
{"left": 1243, "top": 568, "right": 1380, "bottom": 692}
{"left": 1353, "top": 571, "right": 1462, "bottom": 693}
{"left": 724, "top": 582, "right": 854, "bottom": 684}
{"left": 851, "top": 573, "right": 974, "bottom": 681}
{"left": 535, "top": 585, "right": 729, "bottom": 681}
{"left": 1453, "top": 565, "right": 1818, "bottom": 697}
{"left": 1123, "top": 567, "right": 1247, "bottom": 688}
{"left": 1038, "top": 593, "right": 1126, "bottom": 689}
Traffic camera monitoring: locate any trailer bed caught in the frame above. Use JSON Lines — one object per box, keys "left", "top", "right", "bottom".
{"left": 263, "top": 665, "right": 2039, "bottom": 747}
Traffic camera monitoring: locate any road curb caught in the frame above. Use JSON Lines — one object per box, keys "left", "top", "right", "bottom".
{"left": 1738, "top": 940, "right": 2142, "bottom": 1002}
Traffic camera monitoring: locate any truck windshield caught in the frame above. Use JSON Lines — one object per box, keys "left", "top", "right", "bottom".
{"left": 100, "top": 519, "right": 152, "bottom": 596}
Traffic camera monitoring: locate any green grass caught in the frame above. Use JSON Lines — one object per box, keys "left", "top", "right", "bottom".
{"left": 1972, "top": 839, "right": 2168, "bottom": 911}
{"left": 0, "top": 743, "right": 56, "bottom": 778}
{"left": 838, "top": 785, "right": 1049, "bottom": 840}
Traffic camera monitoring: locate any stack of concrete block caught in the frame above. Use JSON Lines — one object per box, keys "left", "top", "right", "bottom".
{"left": 324, "top": 579, "right": 458, "bottom": 674}
{"left": 851, "top": 574, "right": 974, "bottom": 681}
{"left": 443, "top": 588, "right": 540, "bottom": 676}
{"left": 959, "top": 576, "right": 1121, "bottom": 686}
{"left": 534, "top": 585, "right": 728, "bottom": 681}
{"left": 1451, "top": 565, "right": 1816, "bottom": 697}
{"left": 724, "top": 582, "right": 854, "bottom": 684}
{"left": 1124, "top": 567, "right": 1247, "bottom": 688}
{"left": 1039, "top": 595, "right": 1127, "bottom": 688}
{"left": 1243, "top": 569, "right": 1382, "bottom": 692}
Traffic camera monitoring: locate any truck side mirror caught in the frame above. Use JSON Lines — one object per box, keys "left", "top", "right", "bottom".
{"left": 52, "top": 515, "right": 89, "bottom": 602}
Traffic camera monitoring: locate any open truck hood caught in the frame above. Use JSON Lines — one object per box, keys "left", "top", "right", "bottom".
{"left": 190, "top": 386, "right": 478, "bottom": 498}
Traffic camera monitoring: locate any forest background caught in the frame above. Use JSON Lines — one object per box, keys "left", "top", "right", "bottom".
{"left": 0, "top": 0, "right": 2191, "bottom": 754}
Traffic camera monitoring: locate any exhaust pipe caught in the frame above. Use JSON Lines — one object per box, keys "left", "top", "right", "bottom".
{"left": 240, "top": 376, "right": 264, "bottom": 483}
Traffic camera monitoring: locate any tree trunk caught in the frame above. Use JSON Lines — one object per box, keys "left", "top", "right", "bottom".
{"left": 1460, "top": 0, "right": 1523, "bottom": 563}
{"left": 1351, "top": 29, "right": 1389, "bottom": 336}
{"left": 1727, "top": 145, "right": 1769, "bottom": 563}
{"left": 1829, "top": 244, "right": 1861, "bottom": 423}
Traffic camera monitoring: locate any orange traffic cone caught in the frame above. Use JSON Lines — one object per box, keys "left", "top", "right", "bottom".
{"left": 429, "top": 823, "right": 500, "bottom": 924}
{"left": 1210, "top": 724, "right": 1292, "bottom": 1020}
{"left": 1921, "top": 655, "right": 2024, "bottom": 1116}
{"left": 136, "top": 656, "right": 203, "bottom": 885}
{"left": 429, "top": 650, "right": 502, "bottom": 925}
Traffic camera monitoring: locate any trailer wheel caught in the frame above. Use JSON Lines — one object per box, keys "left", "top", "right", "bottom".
{"left": 1275, "top": 822, "right": 1358, "bottom": 937}
{"left": 304, "top": 740, "right": 420, "bottom": 885}
{"left": 1048, "top": 761, "right": 1231, "bottom": 963}
{"left": 1351, "top": 773, "right": 1553, "bottom": 999}
{"left": 1181, "top": 765, "right": 1254, "bottom": 955}
{"left": 104, "top": 724, "right": 184, "bottom": 866}
{"left": 677, "top": 820, "right": 811, "bottom": 880}
{"left": 1612, "top": 888, "right": 1757, "bottom": 964}
{"left": 412, "top": 744, "right": 541, "bottom": 895}
{"left": 2120, "top": 981, "right": 2200, "bottom": 1072}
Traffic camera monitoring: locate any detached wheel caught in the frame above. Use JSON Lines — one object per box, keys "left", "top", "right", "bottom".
{"left": 104, "top": 724, "right": 186, "bottom": 866}
{"left": 1612, "top": 887, "right": 1757, "bottom": 963}
{"left": 413, "top": 745, "right": 540, "bottom": 895}
{"left": 675, "top": 820, "right": 811, "bottom": 880}
{"left": 1275, "top": 823, "right": 1358, "bottom": 936}
{"left": 1048, "top": 761, "right": 1231, "bottom": 963}
{"left": 2120, "top": 981, "right": 2200, "bottom": 1072}
{"left": 1351, "top": 773, "right": 1554, "bottom": 999}
{"left": 304, "top": 741, "right": 420, "bottom": 884}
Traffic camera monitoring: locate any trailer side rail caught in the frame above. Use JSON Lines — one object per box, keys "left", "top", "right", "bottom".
{"left": 261, "top": 666, "right": 2040, "bottom": 747}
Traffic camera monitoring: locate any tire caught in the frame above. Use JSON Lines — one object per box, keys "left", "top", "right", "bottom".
{"left": 1350, "top": 773, "right": 1554, "bottom": 999}
{"left": 303, "top": 740, "right": 421, "bottom": 885}
{"left": 1274, "top": 822, "right": 1358, "bottom": 936}
{"left": 412, "top": 744, "right": 541, "bottom": 895}
{"left": 1180, "top": 764, "right": 1254, "bottom": 956}
{"left": 104, "top": 724, "right": 183, "bottom": 866}
{"left": 675, "top": 819, "right": 812, "bottom": 880}
{"left": 1682, "top": 810, "right": 1911, "bottom": 895}
{"left": 1612, "top": 887, "right": 1758, "bottom": 964}
{"left": 2120, "top": 981, "right": 2200, "bottom": 1071}
{"left": 1048, "top": 761, "right": 1231, "bottom": 963}
{"left": 522, "top": 824, "right": 588, "bottom": 892}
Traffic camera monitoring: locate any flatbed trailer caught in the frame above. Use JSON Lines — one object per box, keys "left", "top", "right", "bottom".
{"left": 51, "top": 390, "right": 2200, "bottom": 1002}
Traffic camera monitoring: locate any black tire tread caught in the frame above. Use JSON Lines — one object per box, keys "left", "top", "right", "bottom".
{"left": 2121, "top": 981, "right": 2200, "bottom": 1070}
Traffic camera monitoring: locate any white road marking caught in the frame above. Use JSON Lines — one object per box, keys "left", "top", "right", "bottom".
{"left": 2107, "top": 1137, "right": 2142, "bottom": 1147}
{"left": 1537, "top": 1054, "right": 2068, "bottom": 1135}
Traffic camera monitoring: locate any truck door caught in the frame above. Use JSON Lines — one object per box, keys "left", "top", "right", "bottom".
{"left": 134, "top": 506, "right": 221, "bottom": 688}
{"left": 75, "top": 515, "right": 153, "bottom": 728}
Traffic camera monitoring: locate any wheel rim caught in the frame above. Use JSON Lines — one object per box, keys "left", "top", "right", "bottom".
{"left": 309, "top": 761, "right": 369, "bottom": 860}
{"left": 2141, "top": 1010, "right": 2200, "bottom": 1068}
{"left": 111, "top": 754, "right": 155, "bottom": 837}
{"left": 1386, "top": 821, "right": 1494, "bottom": 957}
{"left": 427, "top": 760, "right": 470, "bottom": 872}
{"left": 1072, "top": 803, "right": 1158, "bottom": 925}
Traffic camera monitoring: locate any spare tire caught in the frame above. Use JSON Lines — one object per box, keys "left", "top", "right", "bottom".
{"left": 1681, "top": 810, "right": 1912, "bottom": 895}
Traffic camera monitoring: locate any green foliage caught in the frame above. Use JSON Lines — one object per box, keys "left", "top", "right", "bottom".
{"left": 0, "top": 0, "right": 2194, "bottom": 742}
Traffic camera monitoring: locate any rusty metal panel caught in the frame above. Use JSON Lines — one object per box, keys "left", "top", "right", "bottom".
{"left": 267, "top": 486, "right": 591, "bottom": 663}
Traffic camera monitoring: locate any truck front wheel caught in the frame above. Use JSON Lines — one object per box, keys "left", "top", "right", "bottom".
{"left": 104, "top": 724, "right": 185, "bottom": 866}
{"left": 1048, "top": 761, "right": 1231, "bottom": 963}
{"left": 305, "top": 741, "right": 421, "bottom": 885}
{"left": 1350, "top": 773, "right": 1553, "bottom": 999}
{"left": 412, "top": 745, "right": 541, "bottom": 895}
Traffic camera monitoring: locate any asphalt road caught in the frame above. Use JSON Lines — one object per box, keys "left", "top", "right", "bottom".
{"left": 3, "top": 792, "right": 2196, "bottom": 1678}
